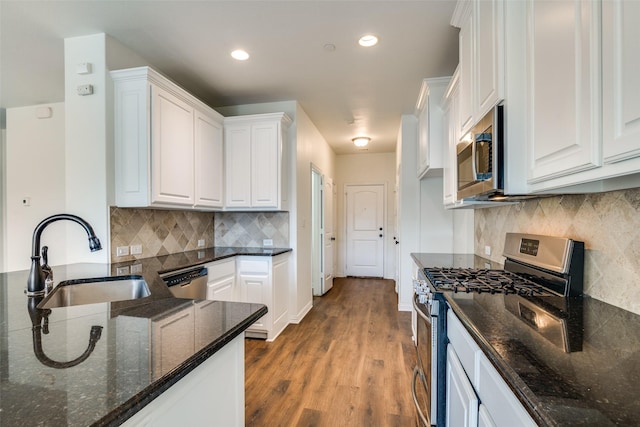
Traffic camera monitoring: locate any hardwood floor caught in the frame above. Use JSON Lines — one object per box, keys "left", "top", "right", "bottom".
{"left": 245, "top": 277, "right": 417, "bottom": 426}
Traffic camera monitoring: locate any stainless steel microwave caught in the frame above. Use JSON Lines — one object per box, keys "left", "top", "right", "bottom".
{"left": 457, "top": 105, "right": 504, "bottom": 200}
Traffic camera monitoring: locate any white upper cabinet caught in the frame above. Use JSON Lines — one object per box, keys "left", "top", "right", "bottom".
{"left": 416, "top": 77, "right": 450, "bottom": 179}
{"left": 194, "top": 110, "right": 224, "bottom": 209}
{"left": 453, "top": 0, "right": 504, "bottom": 137}
{"left": 475, "top": 0, "right": 504, "bottom": 120}
{"left": 526, "top": 0, "right": 602, "bottom": 185}
{"left": 524, "top": 0, "right": 640, "bottom": 192}
{"left": 442, "top": 69, "right": 460, "bottom": 206}
{"left": 151, "top": 85, "right": 195, "bottom": 206}
{"left": 602, "top": 0, "right": 640, "bottom": 164}
{"left": 224, "top": 113, "right": 291, "bottom": 210}
{"left": 111, "top": 67, "right": 224, "bottom": 210}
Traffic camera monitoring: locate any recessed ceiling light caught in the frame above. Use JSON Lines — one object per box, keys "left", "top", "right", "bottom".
{"left": 358, "top": 35, "right": 378, "bottom": 47}
{"left": 352, "top": 137, "right": 371, "bottom": 147}
{"left": 231, "top": 50, "right": 249, "bottom": 61}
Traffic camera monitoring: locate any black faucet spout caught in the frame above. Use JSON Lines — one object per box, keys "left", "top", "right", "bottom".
{"left": 26, "top": 214, "right": 103, "bottom": 296}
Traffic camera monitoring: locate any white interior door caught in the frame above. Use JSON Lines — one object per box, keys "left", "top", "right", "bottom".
{"left": 311, "top": 169, "right": 324, "bottom": 295}
{"left": 345, "top": 184, "right": 384, "bottom": 277}
{"left": 324, "top": 177, "right": 335, "bottom": 293}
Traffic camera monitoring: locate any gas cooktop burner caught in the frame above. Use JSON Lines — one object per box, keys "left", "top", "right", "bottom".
{"left": 423, "top": 267, "right": 554, "bottom": 296}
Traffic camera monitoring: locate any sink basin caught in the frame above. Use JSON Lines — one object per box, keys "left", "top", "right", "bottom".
{"left": 37, "top": 275, "right": 151, "bottom": 309}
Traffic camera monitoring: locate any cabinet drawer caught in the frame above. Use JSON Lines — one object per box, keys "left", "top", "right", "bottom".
{"left": 206, "top": 259, "right": 235, "bottom": 280}
{"left": 476, "top": 353, "right": 536, "bottom": 427}
{"left": 447, "top": 310, "right": 481, "bottom": 383}
{"left": 236, "top": 258, "right": 270, "bottom": 275}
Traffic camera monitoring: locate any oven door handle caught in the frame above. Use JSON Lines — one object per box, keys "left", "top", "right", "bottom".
{"left": 412, "top": 366, "right": 430, "bottom": 427}
{"left": 413, "top": 298, "right": 432, "bottom": 325}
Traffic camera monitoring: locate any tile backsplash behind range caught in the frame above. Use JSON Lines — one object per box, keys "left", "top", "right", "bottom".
{"left": 110, "top": 207, "right": 214, "bottom": 262}
{"left": 475, "top": 188, "right": 640, "bottom": 315}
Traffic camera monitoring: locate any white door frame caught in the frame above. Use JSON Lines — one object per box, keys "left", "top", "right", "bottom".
{"left": 343, "top": 183, "right": 386, "bottom": 278}
{"left": 311, "top": 165, "right": 325, "bottom": 296}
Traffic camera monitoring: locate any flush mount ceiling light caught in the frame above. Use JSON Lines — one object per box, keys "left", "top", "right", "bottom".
{"left": 358, "top": 34, "right": 379, "bottom": 47}
{"left": 352, "top": 137, "right": 371, "bottom": 147}
{"left": 231, "top": 49, "right": 250, "bottom": 60}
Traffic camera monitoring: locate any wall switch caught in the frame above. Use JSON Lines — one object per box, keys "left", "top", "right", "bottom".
{"left": 116, "top": 246, "right": 129, "bottom": 257}
{"left": 197, "top": 239, "right": 205, "bottom": 247}
{"left": 263, "top": 239, "right": 273, "bottom": 247}
{"left": 130, "top": 244, "right": 142, "bottom": 255}
{"left": 484, "top": 245, "right": 491, "bottom": 256}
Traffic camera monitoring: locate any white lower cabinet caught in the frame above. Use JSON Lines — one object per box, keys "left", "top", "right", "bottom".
{"left": 446, "top": 309, "right": 536, "bottom": 427}
{"left": 446, "top": 345, "right": 479, "bottom": 427}
{"left": 121, "top": 334, "right": 244, "bottom": 427}
{"left": 478, "top": 404, "right": 496, "bottom": 427}
{"left": 205, "top": 258, "right": 236, "bottom": 301}
{"left": 237, "top": 253, "right": 290, "bottom": 341}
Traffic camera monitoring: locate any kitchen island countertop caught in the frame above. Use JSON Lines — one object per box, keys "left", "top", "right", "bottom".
{"left": 412, "top": 252, "right": 640, "bottom": 426}
{"left": 0, "top": 246, "right": 290, "bottom": 426}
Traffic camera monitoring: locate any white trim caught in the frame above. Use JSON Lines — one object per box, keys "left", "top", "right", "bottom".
{"left": 289, "top": 300, "right": 313, "bottom": 324}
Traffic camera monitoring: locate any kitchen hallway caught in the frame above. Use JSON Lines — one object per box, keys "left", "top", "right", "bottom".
{"left": 245, "top": 277, "right": 416, "bottom": 426}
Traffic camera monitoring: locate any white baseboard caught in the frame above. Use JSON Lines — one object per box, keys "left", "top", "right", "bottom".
{"left": 289, "top": 300, "right": 313, "bottom": 324}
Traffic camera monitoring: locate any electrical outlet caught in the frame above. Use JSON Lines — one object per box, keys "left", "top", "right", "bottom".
{"left": 130, "top": 244, "right": 142, "bottom": 255}
{"left": 484, "top": 245, "right": 491, "bottom": 256}
{"left": 197, "top": 239, "right": 205, "bottom": 247}
{"left": 116, "top": 246, "right": 129, "bottom": 257}
{"left": 116, "top": 266, "right": 130, "bottom": 275}
{"left": 263, "top": 239, "right": 273, "bottom": 247}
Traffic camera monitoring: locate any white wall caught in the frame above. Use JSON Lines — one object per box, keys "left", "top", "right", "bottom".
{"left": 5, "top": 103, "right": 67, "bottom": 271}
{"left": 0, "top": 128, "right": 5, "bottom": 272}
{"left": 419, "top": 177, "right": 454, "bottom": 252}
{"left": 335, "top": 152, "right": 397, "bottom": 279}
{"left": 396, "top": 115, "right": 420, "bottom": 310}
{"left": 294, "top": 104, "right": 335, "bottom": 320}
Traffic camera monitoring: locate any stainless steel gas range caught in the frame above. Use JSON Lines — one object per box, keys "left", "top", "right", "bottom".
{"left": 412, "top": 233, "right": 585, "bottom": 426}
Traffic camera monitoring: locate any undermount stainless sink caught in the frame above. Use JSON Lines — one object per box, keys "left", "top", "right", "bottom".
{"left": 37, "top": 275, "right": 151, "bottom": 309}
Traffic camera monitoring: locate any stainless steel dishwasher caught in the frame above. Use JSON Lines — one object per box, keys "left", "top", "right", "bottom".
{"left": 160, "top": 265, "right": 208, "bottom": 299}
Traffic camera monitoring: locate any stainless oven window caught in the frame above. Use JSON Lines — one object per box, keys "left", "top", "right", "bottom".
{"left": 413, "top": 296, "right": 435, "bottom": 426}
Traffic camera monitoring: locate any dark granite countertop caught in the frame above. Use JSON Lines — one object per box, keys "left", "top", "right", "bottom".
{"left": 0, "top": 246, "right": 290, "bottom": 426}
{"left": 412, "top": 253, "right": 640, "bottom": 426}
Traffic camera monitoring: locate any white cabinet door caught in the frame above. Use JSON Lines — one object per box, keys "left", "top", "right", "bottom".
{"left": 151, "top": 85, "right": 195, "bottom": 206}
{"left": 478, "top": 404, "right": 497, "bottom": 427}
{"left": 526, "top": 0, "right": 601, "bottom": 184}
{"left": 602, "top": 0, "right": 640, "bottom": 164}
{"left": 443, "top": 71, "right": 459, "bottom": 206}
{"left": 225, "top": 125, "right": 252, "bottom": 208}
{"left": 151, "top": 306, "right": 195, "bottom": 379}
{"left": 194, "top": 110, "right": 224, "bottom": 208}
{"left": 416, "top": 77, "right": 450, "bottom": 179}
{"left": 251, "top": 121, "right": 280, "bottom": 208}
{"left": 474, "top": 0, "right": 504, "bottom": 119}
{"left": 207, "top": 275, "right": 235, "bottom": 301}
{"left": 446, "top": 345, "right": 479, "bottom": 427}
{"left": 458, "top": 7, "right": 474, "bottom": 137}
{"left": 271, "top": 255, "right": 289, "bottom": 339}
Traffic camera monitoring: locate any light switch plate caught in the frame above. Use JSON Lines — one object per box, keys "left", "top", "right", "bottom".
{"left": 197, "top": 239, "right": 205, "bottom": 247}
{"left": 116, "top": 246, "right": 129, "bottom": 257}
{"left": 130, "top": 244, "right": 142, "bottom": 255}
{"left": 263, "top": 239, "right": 273, "bottom": 247}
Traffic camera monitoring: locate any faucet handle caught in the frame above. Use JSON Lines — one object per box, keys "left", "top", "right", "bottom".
{"left": 41, "top": 246, "right": 53, "bottom": 292}
{"left": 41, "top": 246, "right": 49, "bottom": 267}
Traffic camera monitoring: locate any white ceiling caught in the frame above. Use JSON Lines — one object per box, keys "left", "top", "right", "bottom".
{"left": 0, "top": 0, "right": 459, "bottom": 154}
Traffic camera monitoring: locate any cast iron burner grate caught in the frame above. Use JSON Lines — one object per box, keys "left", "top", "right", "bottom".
{"left": 423, "top": 267, "right": 553, "bottom": 296}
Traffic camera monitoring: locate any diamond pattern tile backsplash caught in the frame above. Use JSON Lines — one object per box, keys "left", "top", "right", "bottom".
{"left": 475, "top": 188, "right": 640, "bottom": 315}
{"left": 110, "top": 207, "right": 214, "bottom": 262}
{"left": 214, "top": 212, "right": 289, "bottom": 248}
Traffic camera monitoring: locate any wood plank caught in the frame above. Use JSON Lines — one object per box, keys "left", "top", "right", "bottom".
{"left": 245, "top": 277, "right": 417, "bottom": 425}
